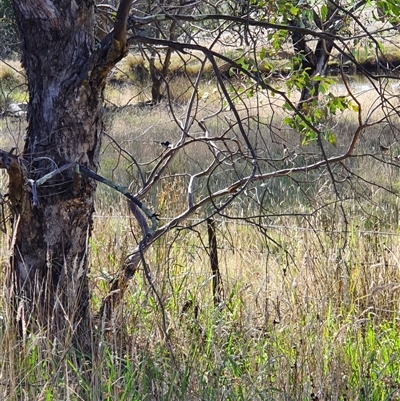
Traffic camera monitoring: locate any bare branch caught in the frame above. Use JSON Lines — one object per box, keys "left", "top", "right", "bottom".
{"left": 128, "top": 12, "right": 398, "bottom": 43}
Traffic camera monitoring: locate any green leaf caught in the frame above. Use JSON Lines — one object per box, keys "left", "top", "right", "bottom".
{"left": 247, "top": 88, "right": 254, "bottom": 99}
{"left": 349, "top": 102, "right": 359, "bottom": 112}
{"left": 326, "top": 131, "right": 337, "bottom": 146}
{"left": 237, "top": 57, "right": 249, "bottom": 71}
{"left": 263, "top": 61, "right": 273, "bottom": 71}
{"left": 321, "top": 4, "right": 328, "bottom": 21}
{"left": 283, "top": 116, "right": 295, "bottom": 126}
{"left": 283, "top": 101, "right": 294, "bottom": 111}
{"left": 290, "top": 5, "right": 299, "bottom": 15}
{"left": 319, "top": 82, "right": 329, "bottom": 94}
{"left": 259, "top": 47, "right": 267, "bottom": 60}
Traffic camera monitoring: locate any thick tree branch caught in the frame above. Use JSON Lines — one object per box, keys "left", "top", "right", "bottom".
{"left": 80, "top": 0, "right": 133, "bottom": 83}
{"left": 107, "top": 0, "right": 132, "bottom": 61}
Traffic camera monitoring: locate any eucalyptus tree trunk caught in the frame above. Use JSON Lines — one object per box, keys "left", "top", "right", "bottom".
{"left": 292, "top": 30, "right": 334, "bottom": 106}
{"left": 7, "top": 0, "right": 131, "bottom": 349}
{"left": 291, "top": 0, "right": 340, "bottom": 108}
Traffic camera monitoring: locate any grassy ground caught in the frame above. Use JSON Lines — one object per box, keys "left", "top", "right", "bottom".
{"left": 1, "top": 54, "right": 400, "bottom": 400}
{"left": 3, "top": 208, "right": 400, "bottom": 400}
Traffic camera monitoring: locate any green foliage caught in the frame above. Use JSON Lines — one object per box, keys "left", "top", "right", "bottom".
{"left": 376, "top": 0, "right": 400, "bottom": 25}
{"left": 320, "top": 3, "right": 328, "bottom": 21}
{"left": 283, "top": 70, "right": 359, "bottom": 145}
{"left": 267, "top": 29, "right": 288, "bottom": 51}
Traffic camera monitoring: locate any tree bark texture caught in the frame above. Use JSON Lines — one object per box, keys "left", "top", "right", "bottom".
{"left": 9, "top": 0, "right": 130, "bottom": 348}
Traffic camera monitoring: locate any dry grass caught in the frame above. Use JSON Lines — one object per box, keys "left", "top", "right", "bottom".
{"left": 0, "top": 60, "right": 27, "bottom": 110}
{"left": 1, "top": 55, "right": 400, "bottom": 399}
{"left": 79, "top": 208, "right": 400, "bottom": 400}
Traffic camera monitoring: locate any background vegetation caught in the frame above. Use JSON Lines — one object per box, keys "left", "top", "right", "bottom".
{"left": 1, "top": 0, "right": 400, "bottom": 399}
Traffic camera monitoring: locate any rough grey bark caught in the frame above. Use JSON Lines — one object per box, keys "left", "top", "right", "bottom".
{"left": 7, "top": 0, "right": 131, "bottom": 349}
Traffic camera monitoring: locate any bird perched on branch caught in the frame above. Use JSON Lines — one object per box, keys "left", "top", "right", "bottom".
{"left": 154, "top": 140, "right": 172, "bottom": 148}
{"left": 161, "top": 141, "right": 172, "bottom": 148}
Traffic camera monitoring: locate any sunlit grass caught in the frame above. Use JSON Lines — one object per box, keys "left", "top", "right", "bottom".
{"left": 0, "top": 60, "right": 27, "bottom": 110}
{"left": 1, "top": 55, "right": 400, "bottom": 400}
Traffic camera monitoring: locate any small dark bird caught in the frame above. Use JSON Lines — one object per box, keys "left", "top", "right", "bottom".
{"left": 380, "top": 145, "right": 390, "bottom": 154}
{"left": 160, "top": 141, "right": 172, "bottom": 148}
